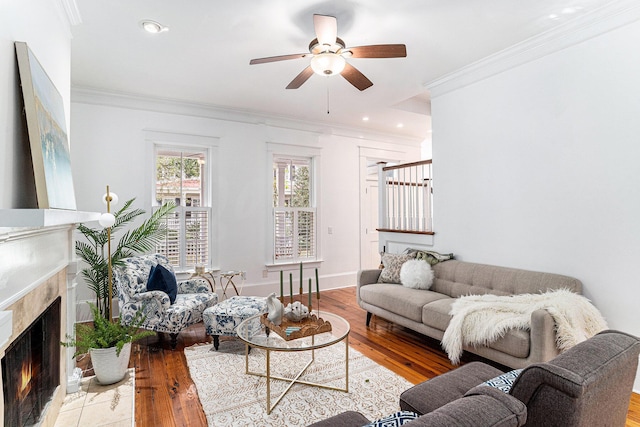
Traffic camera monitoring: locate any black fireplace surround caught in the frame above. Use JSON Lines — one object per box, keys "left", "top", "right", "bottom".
{"left": 2, "top": 297, "right": 60, "bottom": 427}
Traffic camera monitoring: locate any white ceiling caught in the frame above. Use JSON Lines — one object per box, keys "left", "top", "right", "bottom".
{"left": 70, "top": 0, "right": 614, "bottom": 140}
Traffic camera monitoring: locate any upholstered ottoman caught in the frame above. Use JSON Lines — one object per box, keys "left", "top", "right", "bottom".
{"left": 203, "top": 296, "right": 267, "bottom": 350}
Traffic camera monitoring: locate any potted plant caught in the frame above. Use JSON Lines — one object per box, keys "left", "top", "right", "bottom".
{"left": 63, "top": 303, "right": 154, "bottom": 384}
{"left": 65, "top": 197, "right": 174, "bottom": 384}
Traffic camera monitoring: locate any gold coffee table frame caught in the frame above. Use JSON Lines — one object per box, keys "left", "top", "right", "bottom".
{"left": 236, "top": 311, "right": 350, "bottom": 414}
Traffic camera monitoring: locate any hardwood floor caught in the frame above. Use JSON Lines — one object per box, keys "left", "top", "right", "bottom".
{"left": 78, "top": 287, "right": 640, "bottom": 426}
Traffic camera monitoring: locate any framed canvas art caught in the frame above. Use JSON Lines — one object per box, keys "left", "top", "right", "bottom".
{"left": 15, "top": 41, "right": 77, "bottom": 210}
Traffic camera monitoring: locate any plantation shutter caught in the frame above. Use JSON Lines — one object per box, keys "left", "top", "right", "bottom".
{"left": 297, "top": 209, "right": 315, "bottom": 258}
{"left": 274, "top": 209, "right": 293, "bottom": 260}
{"left": 157, "top": 209, "right": 181, "bottom": 266}
{"left": 273, "top": 207, "right": 315, "bottom": 262}
{"left": 185, "top": 208, "right": 209, "bottom": 267}
{"left": 156, "top": 207, "right": 210, "bottom": 268}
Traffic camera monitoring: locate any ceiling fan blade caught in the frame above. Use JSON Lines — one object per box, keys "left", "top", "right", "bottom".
{"left": 346, "top": 44, "right": 407, "bottom": 58}
{"left": 286, "top": 66, "right": 314, "bottom": 89}
{"left": 313, "top": 14, "right": 337, "bottom": 48}
{"left": 250, "top": 53, "right": 307, "bottom": 65}
{"left": 340, "top": 63, "right": 373, "bottom": 91}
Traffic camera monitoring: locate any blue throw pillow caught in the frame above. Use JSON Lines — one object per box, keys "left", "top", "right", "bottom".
{"left": 147, "top": 264, "right": 157, "bottom": 282}
{"left": 362, "top": 411, "right": 419, "bottom": 427}
{"left": 146, "top": 264, "right": 178, "bottom": 304}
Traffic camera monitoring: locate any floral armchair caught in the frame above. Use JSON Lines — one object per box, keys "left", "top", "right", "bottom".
{"left": 113, "top": 253, "right": 218, "bottom": 349}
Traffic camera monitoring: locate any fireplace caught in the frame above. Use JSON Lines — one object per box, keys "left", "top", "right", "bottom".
{"left": 2, "top": 297, "right": 61, "bottom": 426}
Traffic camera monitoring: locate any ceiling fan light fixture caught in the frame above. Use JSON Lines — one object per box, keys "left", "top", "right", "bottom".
{"left": 249, "top": 14, "right": 405, "bottom": 91}
{"left": 310, "top": 53, "right": 346, "bottom": 76}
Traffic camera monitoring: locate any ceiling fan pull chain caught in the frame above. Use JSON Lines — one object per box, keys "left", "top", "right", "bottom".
{"left": 326, "top": 80, "right": 330, "bottom": 115}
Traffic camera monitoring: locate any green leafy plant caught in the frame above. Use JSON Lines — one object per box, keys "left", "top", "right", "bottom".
{"left": 75, "top": 198, "right": 174, "bottom": 319}
{"left": 62, "top": 303, "right": 154, "bottom": 356}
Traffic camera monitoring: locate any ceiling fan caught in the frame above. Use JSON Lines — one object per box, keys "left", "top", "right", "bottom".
{"left": 249, "top": 14, "right": 407, "bottom": 91}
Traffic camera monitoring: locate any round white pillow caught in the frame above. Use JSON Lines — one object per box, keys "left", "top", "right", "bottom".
{"left": 400, "top": 259, "right": 434, "bottom": 290}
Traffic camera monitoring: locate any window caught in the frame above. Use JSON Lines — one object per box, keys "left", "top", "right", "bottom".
{"left": 154, "top": 147, "right": 211, "bottom": 270}
{"left": 272, "top": 157, "right": 316, "bottom": 263}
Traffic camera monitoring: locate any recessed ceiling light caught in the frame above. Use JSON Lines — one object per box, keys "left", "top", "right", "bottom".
{"left": 397, "top": 123, "right": 404, "bottom": 128}
{"left": 362, "top": 117, "right": 369, "bottom": 121}
{"left": 140, "top": 20, "right": 169, "bottom": 34}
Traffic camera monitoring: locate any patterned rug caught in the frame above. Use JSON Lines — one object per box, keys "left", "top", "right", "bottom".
{"left": 184, "top": 339, "right": 413, "bottom": 426}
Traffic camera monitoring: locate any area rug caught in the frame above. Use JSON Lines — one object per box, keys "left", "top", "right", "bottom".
{"left": 185, "top": 339, "right": 413, "bottom": 426}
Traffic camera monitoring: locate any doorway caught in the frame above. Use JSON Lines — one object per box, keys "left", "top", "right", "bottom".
{"left": 359, "top": 149, "right": 404, "bottom": 270}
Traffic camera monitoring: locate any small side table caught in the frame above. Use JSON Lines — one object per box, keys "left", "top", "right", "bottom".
{"left": 219, "top": 270, "right": 245, "bottom": 299}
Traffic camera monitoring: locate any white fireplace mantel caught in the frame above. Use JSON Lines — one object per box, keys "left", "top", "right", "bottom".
{"left": 0, "top": 221, "right": 84, "bottom": 425}
{"left": 0, "top": 209, "right": 100, "bottom": 228}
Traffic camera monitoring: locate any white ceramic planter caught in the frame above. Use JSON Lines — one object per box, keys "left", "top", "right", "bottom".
{"left": 90, "top": 342, "right": 132, "bottom": 385}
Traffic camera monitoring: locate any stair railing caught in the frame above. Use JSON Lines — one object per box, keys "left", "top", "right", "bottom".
{"left": 378, "top": 160, "right": 433, "bottom": 234}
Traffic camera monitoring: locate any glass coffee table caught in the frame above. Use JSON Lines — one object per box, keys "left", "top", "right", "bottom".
{"left": 236, "top": 311, "right": 350, "bottom": 414}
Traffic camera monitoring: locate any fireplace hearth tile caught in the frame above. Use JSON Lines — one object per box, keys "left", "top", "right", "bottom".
{"left": 54, "top": 368, "right": 134, "bottom": 427}
{"left": 78, "top": 396, "right": 132, "bottom": 426}
{"left": 85, "top": 372, "right": 134, "bottom": 406}
{"left": 53, "top": 408, "right": 83, "bottom": 427}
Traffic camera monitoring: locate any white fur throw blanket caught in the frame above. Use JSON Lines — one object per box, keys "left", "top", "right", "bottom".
{"left": 441, "top": 289, "right": 608, "bottom": 365}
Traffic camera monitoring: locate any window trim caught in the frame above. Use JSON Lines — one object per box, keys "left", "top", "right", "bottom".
{"left": 266, "top": 142, "right": 321, "bottom": 267}
{"left": 145, "top": 130, "right": 219, "bottom": 272}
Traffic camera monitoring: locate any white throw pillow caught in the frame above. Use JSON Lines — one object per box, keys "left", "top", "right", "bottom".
{"left": 400, "top": 259, "right": 434, "bottom": 290}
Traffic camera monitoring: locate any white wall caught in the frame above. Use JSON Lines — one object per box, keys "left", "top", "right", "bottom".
{"left": 69, "top": 96, "right": 421, "bottom": 304}
{"left": 0, "top": 0, "right": 72, "bottom": 209}
{"left": 430, "top": 19, "right": 640, "bottom": 391}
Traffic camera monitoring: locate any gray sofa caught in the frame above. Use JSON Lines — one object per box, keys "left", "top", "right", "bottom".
{"left": 357, "top": 259, "right": 583, "bottom": 368}
{"left": 309, "top": 330, "right": 640, "bottom": 427}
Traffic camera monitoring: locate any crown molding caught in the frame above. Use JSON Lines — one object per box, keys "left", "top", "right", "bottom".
{"left": 52, "top": 0, "right": 81, "bottom": 40}
{"left": 54, "top": 0, "right": 82, "bottom": 28}
{"left": 61, "top": 0, "right": 82, "bottom": 25}
{"left": 70, "top": 86, "right": 423, "bottom": 146}
{"left": 426, "top": 0, "right": 640, "bottom": 98}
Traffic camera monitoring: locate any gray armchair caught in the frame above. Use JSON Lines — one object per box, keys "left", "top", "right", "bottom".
{"left": 113, "top": 253, "right": 218, "bottom": 349}
{"left": 309, "top": 330, "right": 639, "bottom": 427}
{"left": 400, "top": 330, "right": 639, "bottom": 427}
{"left": 309, "top": 387, "right": 526, "bottom": 426}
